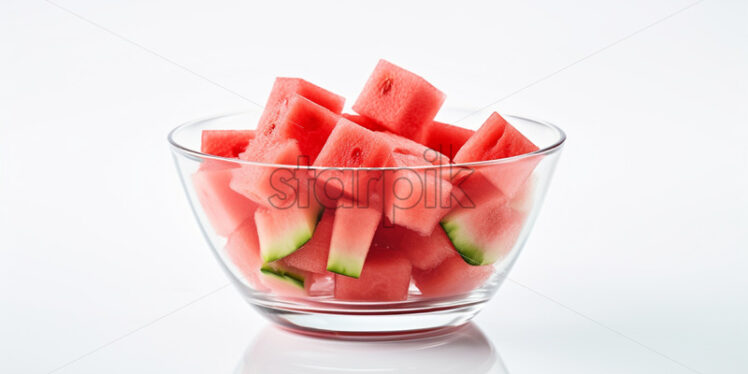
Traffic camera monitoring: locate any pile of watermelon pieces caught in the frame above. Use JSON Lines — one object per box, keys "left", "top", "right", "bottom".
{"left": 192, "top": 60, "right": 541, "bottom": 301}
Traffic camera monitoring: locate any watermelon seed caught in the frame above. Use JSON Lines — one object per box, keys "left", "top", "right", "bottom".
{"left": 351, "top": 147, "right": 363, "bottom": 163}
{"left": 379, "top": 78, "right": 393, "bottom": 95}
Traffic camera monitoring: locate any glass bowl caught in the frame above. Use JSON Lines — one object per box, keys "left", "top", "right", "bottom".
{"left": 168, "top": 108, "right": 565, "bottom": 339}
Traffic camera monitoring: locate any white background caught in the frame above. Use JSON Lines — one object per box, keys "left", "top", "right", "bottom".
{"left": 1, "top": 0, "right": 746, "bottom": 373}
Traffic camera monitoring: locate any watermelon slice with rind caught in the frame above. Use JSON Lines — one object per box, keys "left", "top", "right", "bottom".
{"left": 254, "top": 203, "right": 322, "bottom": 263}
{"left": 441, "top": 196, "right": 524, "bottom": 266}
{"left": 278, "top": 209, "right": 334, "bottom": 274}
{"left": 326, "top": 199, "right": 382, "bottom": 278}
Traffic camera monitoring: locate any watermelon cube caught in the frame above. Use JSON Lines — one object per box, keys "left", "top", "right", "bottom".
{"left": 200, "top": 130, "right": 256, "bottom": 158}
{"left": 224, "top": 218, "right": 266, "bottom": 290}
{"left": 192, "top": 167, "right": 258, "bottom": 237}
{"left": 441, "top": 197, "right": 525, "bottom": 266}
{"left": 334, "top": 246, "right": 412, "bottom": 301}
{"left": 259, "top": 94, "right": 341, "bottom": 161}
{"left": 257, "top": 77, "right": 344, "bottom": 134}
{"left": 454, "top": 113, "right": 540, "bottom": 197}
{"left": 278, "top": 209, "right": 335, "bottom": 274}
{"left": 312, "top": 118, "right": 394, "bottom": 205}
{"left": 305, "top": 272, "right": 335, "bottom": 296}
{"left": 353, "top": 60, "right": 445, "bottom": 140}
{"left": 422, "top": 121, "right": 474, "bottom": 160}
{"left": 412, "top": 256, "right": 493, "bottom": 297}
{"left": 327, "top": 199, "right": 382, "bottom": 278}
{"left": 373, "top": 222, "right": 456, "bottom": 271}
{"left": 229, "top": 137, "right": 307, "bottom": 207}
{"left": 384, "top": 155, "right": 454, "bottom": 236}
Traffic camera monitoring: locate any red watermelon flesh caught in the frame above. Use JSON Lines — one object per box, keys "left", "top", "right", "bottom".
{"left": 378, "top": 131, "right": 449, "bottom": 166}
{"left": 229, "top": 137, "right": 307, "bottom": 207}
{"left": 342, "top": 113, "right": 386, "bottom": 132}
{"left": 277, "top": 209, "right": 334, "bottom": 274}
{"left": 353, "top": 59, "right": 445, "bottom": 140}
{"left": 454, "top": 112, "right": 540, "bottom": 197}
{"left": 200, "top": 130, "right": 256, "bottom": 158}
{"left": 423, "top": 121, "right": 474, "bottom": 160}
{"left": 384, "top": 163, "right": 453, "bottom": 236}
{"left": 260, "top": 94, "right": 340, "bottom": 161}
{"left": 257, "top": 78, "right": 344, "bottom": 134}
{"left": 192, "top": 167, "right": 258, "bottom": 237}
{"left": 373, "top": 223, "right": 456, "bottom": 271}
{"left": 326, "top": 199, "right": 382, "bottom": 278}
{"left": 412, "top": 256, "right": 493, "bottom": 297}
{"left": 224, "top": 218, "right": 266, "bottom": 290}
{"left": 334, "top": 245, "right": 412, "bottom": 301}
{"left": 312, "top": 118, "right": 394, "bottom": 205}
{"left": 441, "top": 197, "right": 525, "bottom": 266}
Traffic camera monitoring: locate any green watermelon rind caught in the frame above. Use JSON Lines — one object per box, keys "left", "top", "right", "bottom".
{"left": 440, "top": 219, "right": 494, "bottom": 266}
{"left": 259, "top": 264, "right": 306, "bottom": 289}
{"left": 261, "top": 226, "right": 315, "bottom": 263}
{"left": 326, "top": 252, "right": 364, "bottom": 279}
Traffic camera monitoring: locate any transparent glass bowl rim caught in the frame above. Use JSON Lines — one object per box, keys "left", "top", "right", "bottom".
{"left": 167, "top": 111, "right": 566, "bottom": 170}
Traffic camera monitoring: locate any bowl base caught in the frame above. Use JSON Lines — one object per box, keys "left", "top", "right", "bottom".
{"left": 250, "top": 300, "right": 487, "bottom": 341}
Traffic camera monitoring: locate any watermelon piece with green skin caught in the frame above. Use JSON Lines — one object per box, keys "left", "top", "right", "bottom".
{"left": 334, "top": 246, "right": 412, "bottom": 301}
{"left": 373, "top": 222, "right": 456, "bottom": 271}
{"left": 384, "top": 153, "right": 453, "bottom": 236}
{"left": 412, "top": 255, "right": 493, "bottom": 297}
{"left": 200, "top": 130, "right": 256, "bottom": 158}
{"left": 312, "top": 118, "right": 394, "bottom": 205}
{"left": 353, "top": 59, "right": 445, "bottom": 141}
{"left": 278, "top": 209, "right": 334, "bottom": 274}
{"left": 454, "top": 112, "right": 540, "bottom": 197}
{"left": 326, "top": 199, "right": 382, "bottom": 278}
{"left": 224, "top": 218, "right": 267, "bottom": 290}
{"left": 229, "top": 137, "right": 307, "bottom": 207}
{"left": 423, "top": 121, "right": 474, "bottom": 161}
{"left": 441, "top": 197, "right": 525, "bottom": 266}
{"left": 257, "top": 78, "right": 344, "bottom": 135}
{"left": 254, "top": 203, "right": 322, "bottom": 263}
{"left": 192, "top": 167, "right": 258, "bottom": 237}
{"left": 260, "top": 94, "right": 341, "bottom": 161}
{"left": 259, "top": 261, "right": 310, "bottom": 297}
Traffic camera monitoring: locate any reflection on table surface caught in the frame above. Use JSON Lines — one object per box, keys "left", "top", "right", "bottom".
{"left": 235, "top": 323, "right": 508, "bottom": 374}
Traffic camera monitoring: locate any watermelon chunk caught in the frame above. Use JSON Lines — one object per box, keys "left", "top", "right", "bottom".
{"left": 454, "top": 113, "right": 540, "bottom": 197}
{"left": 373, "top": 222, "right": 456, "bottom": 271}
{"left": 384, "top": 159, "right": 453, "bottom": 236}
{"left": 423, "top": 121, "right": 474, "bottom": 160}
{"left": 441, "top": 197, "right": 525, "bottom": 266}
{"left": 192, "top": 167, "right": 258, "bottom": 237}
{"left": 327, "top": 199, "right": 382, "bottom": 278}
{"left": 277, "top": 209, "right": 334, "bottom": 274}
{"left": 353, "top": 60, "right": 445, "bottom": 140}
{"left": 341, "top": 113, "right": 385, "bottom": 132}
{"left": 334, "top": 246, "right": 412, "bottom": 301}
{"left": 259, "top": 261, "right": 310, "bottom": 297}
{"left": 312, "top": 118, "right": 393, "bottom": 205}
{"left": 254, "top": 203, "right": 322, "bottom": 263}
{"left": 200, "top": 130, "right": 256, "bottom": 158}
{"left": 305, "top": 272, "right": 335, "bottom": 296}
{"left": 257, "top": 77, "right": 344, "bottom": 134}
{"left": 229, "top": 137, "right": 307, "bottom": 207}
{"left": 259, "top": 94, "right": 340, "bottom": 161}
{"left": 412, "top": 256, "right": 493, "bottom": 297}
{"left": 224, "top": 218, "right": 266, "bottom": 290}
